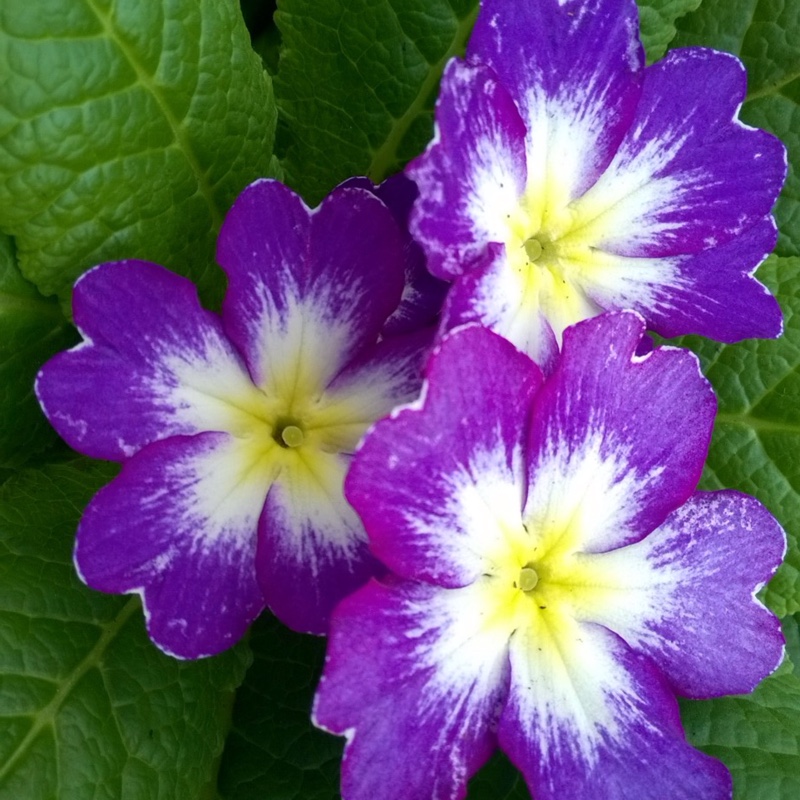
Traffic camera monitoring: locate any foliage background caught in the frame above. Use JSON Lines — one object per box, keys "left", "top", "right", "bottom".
{"left": 0, "top": 0, "right": 798, "bottom": 796}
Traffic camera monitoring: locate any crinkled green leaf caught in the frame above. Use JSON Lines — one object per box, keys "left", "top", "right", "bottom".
{"left": 637, "top": 0, "right": 703, "bottom": 62}
{"left": 0, "top": 0, "right": 278, "bottom": 306}
{"left": 675, "top": 257, "right": 800, "bottom": 616}
{"left": 681, "top": 668, "right": 800, "bottom": 799}
{"left": 0, "top": 459, "right": 250, "bottom": 799}
{"left": 673, "top": 0, "right": 800, "bottom": 255}
{"left": 274, "top": 0, "right": 480, "bottom": 204}
{"left": 216, "top": 614, "right": 342, "bottom": 800}
{"left": 0, "top": 233, "right": 76, "bottom": 469}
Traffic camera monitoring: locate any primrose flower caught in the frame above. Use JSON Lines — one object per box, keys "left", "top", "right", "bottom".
{"left": 313, "top": 313, "right": 785, "bottom": 800}
{"left": 36, "top": 179, "right": 432, "bottom": 659}
{"left": 408, "top": 0, "right": 787, "bottom": 371}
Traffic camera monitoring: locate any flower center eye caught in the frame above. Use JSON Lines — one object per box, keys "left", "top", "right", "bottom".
{"left": 273, "top": 419, "right": 305, "bottom": 448}
{"left": 523, "top": 237, "right": 543, "bottom": 262}
{"left": 518, "top": 566, "right": 539, "bottom": 592}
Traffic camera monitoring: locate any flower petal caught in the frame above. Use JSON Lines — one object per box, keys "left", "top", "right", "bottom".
{"left": 574, "top": 217, "right": 783, "bottom": 342}
{"left": 571, "top": 49, "right": 787, "bottom": 257}
{"left": 257, "top": 449, "right": 378, "bottom": 634}
{"left": 570, "top": 491, "right": 785, "bottom": 697}
{"left": 217, "top": 179, "right": 406, "bottom": 395}
{"left": 75, "top": 432, "right": 271, "bottom": 658}
{"left": 469, "top": 0, "right": 644, "bottom": 203}
{"left": 343, "top": 174, "right": 449, "bottom": 336}
{"left": 313, "top": 579, "right": 511, "bottom": 800}
{"left": 498, "top": 623, "right": 731, "bottom": 800}
{"left": 524, "top": 312, "right": 716, "bottom": 552}
{"left": 441, "top": 249, "right": 587, "bottom": 371}
{"left": 313, "top": 326, "right": 433, "bottom": 454}
{"left": 36, "top": 261, "right": 263, "bottom": 461}
{"left": 346, "top": 325, "right": 542, "bottom": 587}
{"left": 407, "top": 59, "right": 528, "bottom": 279}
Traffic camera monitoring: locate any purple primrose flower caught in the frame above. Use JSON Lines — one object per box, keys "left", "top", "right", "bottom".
{"left": 408, "top": 0, "right": 787, "bottom": 371}
{"left": 36, "top": 179, "right": 432, "bottom": 659}
{"left": 313, "top": 313, "right": 785, "bottom": 800}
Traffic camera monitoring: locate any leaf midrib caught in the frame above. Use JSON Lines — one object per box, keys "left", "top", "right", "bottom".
{"left": 366, "top": 3, "right": 480, "bottom": 183}
{"left": 0, "top": 598, "right": 139, "bottom": 787}
{"left": 81, "top": 0, "right": 224, "bottom": 230}
{"left": 716, "top": 412, "right": 800, "bottom": 436}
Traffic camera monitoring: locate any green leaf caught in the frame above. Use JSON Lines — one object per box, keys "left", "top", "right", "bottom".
{"left": 216, "top": 614, "right": 342, "bottom": 800}
{"left": 0, "top": 459, "right": 250, "bottom": 799}
{"left": 0, "top": 0, "right": 278, "bottom": 306}
{"left": 0, "top": 233, "right": 76, "bottom": 469}
{"left": 467, "top": 751, "right": 527, "bottom": 799}
{"left": 274, "top": 0, "right": 479, "bottom": 204}
{"left": 674, "top": 256, "right": 800, "bottom": 616}
{"left": 637, "top": 0, "right": 703, "bottom": 62}
{"left": 681, "top": 669, "right": 800, "bottom": 799}
{"left": 673, "top": 0, "right": 800, "bottom": 255}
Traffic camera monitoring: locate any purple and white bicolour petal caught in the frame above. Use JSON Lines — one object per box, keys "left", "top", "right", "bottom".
{"left": 407, "top": 0, "right": 786, "bottom": 365}
{"left": 36, "top": 179, "right": 432, "bottom": 657}
{"left": 314, "top": 312, "right": 785, "bottom": 800}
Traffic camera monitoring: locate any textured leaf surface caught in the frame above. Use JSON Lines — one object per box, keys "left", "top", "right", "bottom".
{"left": 675, "top": 257, "right": 800, "bottom": 616}
{"left": 681, "top": 668, "right": 800, "bottom": 800}
{"left": 274, "top": 0, "right": 480, "bottom": 204}
{"left": 216, "top": 614, "right": 342, "bottom": 800}
{"left": 0, "top": 234, "right": 76, "bottom": 468}
{"left": 0, "top": 460, "right": 250, "bottom": 799}
{"left": 0, "top": 0, "right": 278, "bottom": 305}
{"left": 674, "top": 0, "right": 800, "bottom": 255}
{"left": 637, "top": 0, "right": 703, "bottom": 62}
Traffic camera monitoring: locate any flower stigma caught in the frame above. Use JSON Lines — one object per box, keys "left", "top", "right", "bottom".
{"left": 273, "top": 418, "right": 307, "bottom": 449}
{"left": 523, "top": 237, "right": 543, "bottom": 262}
{"left": 518, "top": 565, "right": 539, "bottom": 592}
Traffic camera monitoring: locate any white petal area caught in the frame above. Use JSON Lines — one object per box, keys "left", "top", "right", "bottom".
{"left": 445, "top": 258, "right": 582, "bottom": 370}
{"left": 554, "top": 491, "right": 785, "bottom": 696}
{"left": 309, "top": 332, "right": 429, "bottom": 454}
{"left": 570, "top": 250, "right": 684, "bottom": 314}
{"left": 242, "top": 288, "right": 368, "bottom": 406}
{"left": 150, "top": 333, "right": 278, "bottom": 443}
{"left": 565, "top": 132, "right": 692, "bottom": 253}
{"left": 403, "top": 441, "right": 531, "bottom": 584}
{"left": 521, "top": 91, "right": 625, "bottom": 235}
{"left": 466, "top": 134, "right": 532, "bottom": 246}
{"left": 524, "top": 429, "right": 666, "bottom": 556}
{"left": 506, "top": 619, "right": 651, "bottom": 768}
{"left": 499, "top": 620, "right": 729, "bottom": 799}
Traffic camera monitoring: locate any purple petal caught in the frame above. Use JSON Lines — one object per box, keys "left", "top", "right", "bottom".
{"left": 577, "top": 491, "right": 785, "bottom": 697}
{"left": 499, "top": 624, "right": 731, "bottom": 800}
{"left": 573, "top": 218, "right": 783, "bottom": 342}
{"left": 572, "top": 49, "right": 787, "bottom": 258}
{"left": 217, "top": 179, "right": 405, "bottom": 392}
{"left": 36, "top": 261, "right": 261, "bottom": 461}
{"left": 346, "top": 325, "right": 542, "bottom": 587}
{"left": 257, "top": 450, "right": 378, "bottom": 635}
{"left": 344, "top": 174, "right": 449, "bottom": 336}
{"left": 407, "top": 59, "right": 528, "bottom": 279}
{"left": 75, "top": 432, "right": 269, "bottom": 659}
{"left": 524, "top": 312, "right": 716, "bottom": 552}
{"left": 313, "top": 579, "right": 511, "bottom": 800}
{"left": 469, "top": 0, "right": 644, "bottom": 200}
